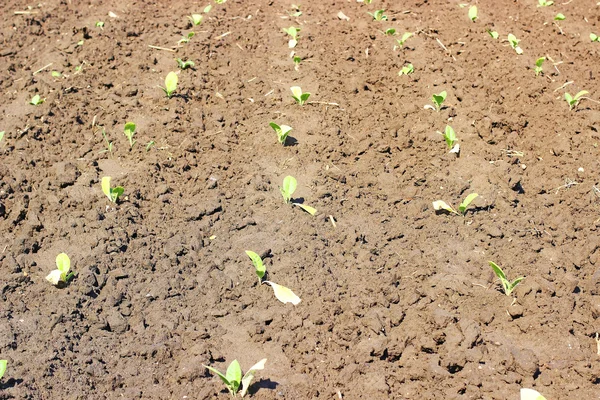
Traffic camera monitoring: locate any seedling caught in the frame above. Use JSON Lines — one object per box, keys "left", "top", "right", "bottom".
{"left": 565, "top": 90, "right": 588, "bottom": 110}
{"left": 487, "top": 30, "right": 499, "bottom": 39}
{"left": 488, "top": 261, "right": 524, "bottom": 296}
{"left": 293, "top": 56, "right": 302, "bottom": 71}
{"left": 264, "top": 281, "right": 301, "bottom": 304}
{"left": 245, "top": 250, "right": 266, "bottom": 283}
{"left": 46, "top": 253, "right": 75, "bottom": 286}
{"left": 468, "top": 5, "right": 478, "bottom": 21}
{"left": 283, "top": 27, "right": 300, "bottom": 48}
{"left": 0, "top": 360, "right": 6, "bottom": 380}
{"left": 287, "top": 5, "right": 302, "bottom": 17}
{"left": 123, "top": 122, "right": 136, "bottom": 148}
{"left": 398, "top": 64, "right": 414, "bottom": 76}
{"left": 176, "top": 58, "right": 195, "bottom": 69}
{"left": 521, "top": 388, "right": 547, "bottom": 400}
{"left": 290, "top": 86, "right": 310, "bottom": 105}
{"left": 537, "top": 0, "right": 553, "bottom": 6}
{"left": 96, "top": 21, "right": 104, "bottom": 29}
{"left": 188, "top": 14, "right": 203, "bottom": 26}
{"left": 591, "top": 33, "right": 599, "bottom": 42}
{"left": 433, "top": 193, "right": 479, "bottom": 215}
{"left": 215, "top": 0, "right": 226, "bottom": 3}
{"left": 99, "top": 128, "right": 114, "bottom": 157}
{"left": 204, "top": 5, "right": 213, "bottom": 13}
{"left": 146, "top": 141, "right": 156, "bottom": 151}
{"left": 159, "top": 71, "right": 178, "bottom": 98}
{"left": 101, "top": 176, "right": 124, "bottom": 203}
{"left": 178, "top": 31, "right": 195, "bottom": 45}
{"left": 439, "top": 125, "right": 459, "bottom": 153}
{"left": 397, "top": 32, "right": 413, "bottom": 46}
{"left": 534, "top": 57, "right": 545, "bottom": 76}
{"left": 269, "top": 122, "right": 292, "bottom": 145}
{"left": 554, "top": 13, "right": 565, "bottom": 20}
{"left": 51, "top": 71, "right": 62, "bottom": 77}
{"left": 204, "top": 359, "right": 267, "bottom": 398}
{"left": 384, "top": 28, "right": 396, "bottom": 36}
{"left": 30, "top": 94, "right": 44, "bottom": 105}
{"left": 367, "top": 9, "right": 387, "bottom": 21}
{"left": 0, "top": 131, "right": 4, "bottom": 143}
{"left": 432, "top": 90, "right": 447, "bottom": 111}
{"left": 507, "top": 34, "right": 523, "bottom": 54}
{"left": 280, "top": 176, "right": 317, "bottom": 215}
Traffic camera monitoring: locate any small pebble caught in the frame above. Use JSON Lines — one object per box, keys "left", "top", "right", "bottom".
{"left": 578, "top": 167, "right": 584, "bottom": 172}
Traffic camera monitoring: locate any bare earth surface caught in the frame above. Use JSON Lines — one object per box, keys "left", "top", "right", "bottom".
{"left": 1, "top": 0, "right": 600, "bottom": 399}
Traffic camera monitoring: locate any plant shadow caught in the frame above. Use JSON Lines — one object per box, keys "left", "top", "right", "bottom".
{"left": 248, "top": 378, "right": 279, "bottom": 395}
{"left": 283, "top": 136, "right": 298, "bottom": 147}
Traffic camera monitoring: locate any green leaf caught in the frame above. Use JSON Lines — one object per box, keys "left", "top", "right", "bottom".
{"left": 164, "top": 71, "right": 178, "bottom": 97}
{"left": 443, "top": 125, "right": 457, "bottom": 149}
{"left": 0, "top": 131, "right": 4, "bottom": 143}
{"left": 535, "top": 57, "right": 545, "bottom": 68}
{"left": 488, "top": 261, "right": 507, "bottom": 281}
{"left": 432, "top": 91, "right": 447, "bottom": 110}
{"left": 204, "top": 365, "right": 233, "bottom": 392}
{"left": 124, "top": 122, "right": 136, "bottom": 136}
{"left": 240, "top": 359, "right": 267, "bottom": 398}
{"left": 300, "top": 92, "right": 311, "bottom": 104}
{"left": 554, "top": 13, "right": 565, "bottom": 20}
{"left": 574, "top": 90, "right": 588, "bottom": 100}
{"left": 188, "top": 14, "right": 203, "bottom": 25}
{"left": 30, "top": 94, "right": 44, "bottom": 105}
{"left": 565, "top": 93, "right": 573, "bottom": 104}
{"left": 51, "top": 71, "right": 62, "bottom": 77}
{"left": 459, "top": 193, "right": 478, "bottom": 214}
{"left": 101, "top": 176, "right": 113, "bottom": 200}
{"left": 281, "top": 176, "right": 297, "bottom": 203}
{"left": 397, "top": 32, "right": 413, "bottom": 45}
{"left": 96, "top": 21, "right": 105, "bottom": 28}
{"left": 0, "top": 360, "right": 6, "bottom": 380}
{"left": 56, "top": 253, "right": 71, "bottom": 275}
{"left": 591, "top": 33, "right": 599, "bottom": 42}
{"left": 111, "top": 186, "right": 124, "bottom": 202}
{"left": 295, "top": 203, "right": 317, "bottom": 216}
{"left": 487, "top": 30, "right": 499, "bottom": 39}
{"left": 225, "top": 360, "right": 243, "bottom": 392}
{"left": 468, "top": 5, "right": 478, "bottom": 21}
{"left": 204, "top": 4, "right": 213, "bottom": 13}
{"left": 399, "top": 64, "right": 414, "bottom": 76}
{"left": 245, "top": 250, "right": 266, "bottom": 280}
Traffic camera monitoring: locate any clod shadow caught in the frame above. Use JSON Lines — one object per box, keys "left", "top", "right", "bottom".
{"left": 248, "top": 378, "right": 279, "bottom": 395}
{"left": 1, "top": 378, "right": 24, "bottom": 390}
{"left": 291, "top": 197, "right": 305, "bottom": 204}
{"left": 283, "top": 136, "right": 298, "bottom": 147}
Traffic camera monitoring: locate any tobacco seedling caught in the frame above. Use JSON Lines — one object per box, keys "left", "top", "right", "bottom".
{"left": 384, "top": 28, "right": 396, "bottom": 36}
{"left": 367, "top": 9, "right": 387, "bottom": 21}
{"left": 397, "top": 32, "right": 413, "bottom": 46}
{"left": 591, "top": 33, "right": 599, "bottom": 42}
{"left": 440, "top": 125, "right": 459, "bottom": 153}
{"left": 534, "top": 57, "right": 545, "bottom": 76}
{"left": 565, "top": 91, "right": 588, "bottom": 110}
{"left": 398, "top": 64, "right": 414, "bottom": 76}
{"left": 204, "top": 359, "right": 267, "bottom": 398}
{"left": 280, "top": 176, "right": 317, "bottom": 215}
{"left": 124, "top": 122, "right": 136, "bottom": 148}
{"left": 99, "top": 128, "right": 114, "bottom": 157}
{"left": 270, "top": 122, "right": 292, "bottom": 145}
{"left": 283, "top": 27, "right": 300, "bottom": 48}
{"left": 507, "top": 34, "right": 523, "bottom": 54}
{"left": 554, "top": 13, "right": 565, "bottom": 20}
{"left": 432, "top": 91, "right": 447, "bottom": 111}
{"left": 291, "top": 86, "right": 310, "bottom": 105}
{"left": 30, "top": 94, "right": 44, "bottom": 105}
{"left": 468, "top": 5, "right": 478, "bottom": 21}
{"left": 176, "top": 58, "right": 195, "bottom": 69}
{"left": 188, "top": 14, "right": 203, "bottom": 26}
{"left": 293, "top": 56, "right": 302, "bottom": 71}
{"left": 159, "top": 71, "right": 178, "bottom": 98}
{"left": 264, "top": 281, "right": 301, "bottom": 304}
{"left": 204, "top": 5, "right": 213, "bottom": 13}
{"left": 46, "top": 253, "right": 75, "bottom": 286}
{"left": 101, "top": 176, "right": 124, "bottom": 203}
{"left": 489, "top": 261, "right": 524, "bottom": 296}
{"left": 287, "top": 5, "right": 302, "bottom": 17}
{"left": 146, "top": 141, "right": 156, "bottom": 151}
{"left": 51, "top": 71, "right": 62, "bottom": 77}
{"left": 487, "top": 30, "right": 499, "bottom": 39}
{"left": 0, "top": 360, "right": 6, "bottom": 380}
{"left": 433, "top": 193, "right": 479, "bottom": 215}
{"left": 245, "top": 250, "right": 266, "bottom": 283}
{"left": 96, "top": 21, "right": 105, "bottom": 29}
{"left": 521, "top": 388, "right": 547, "bottom": 400}
{"left": 537, "top": 0, "right": 553, "bottom": 6}
{"left": 178, "top": 32, "right": 195, "bottom": 45}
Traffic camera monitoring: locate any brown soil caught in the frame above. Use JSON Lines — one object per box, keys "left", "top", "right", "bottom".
{"left": 1, "top": 0, "right": 600, "bottom": 399}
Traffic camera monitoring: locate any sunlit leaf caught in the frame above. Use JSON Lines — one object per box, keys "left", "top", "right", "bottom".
{"left": 240, "top": 358, "right": 267, "bottom": 397}
{"left": 264, "top": 281, "right": 301, "bottom": 305}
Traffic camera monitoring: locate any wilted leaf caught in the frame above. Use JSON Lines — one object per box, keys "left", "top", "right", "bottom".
{"left": 264, "top": 281, "right": 301, "bottom": 305}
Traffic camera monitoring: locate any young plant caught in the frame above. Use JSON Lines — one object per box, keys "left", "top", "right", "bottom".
{"left": 269, "top": 122, "right": 292, "bottom": 145}
{"left": 398, "top": 64, "right": 414, "bottom": 76}
{"left": 487, "top": 30, "right": 499, "bottom": 39}
{"left": 204, "top": 359, "right": 267, "bottom": 398}
{"left": 30, "top": 94, "right": 44, "bottom": 105}
{"left": 367, "top": 9, "right": 387, "bottom": 21}
{"left": 96, "top": 21, "right": 105, "bottom": 29}
{"left": 159, "top": 71, "right": 178, "bottom": 98}
{"left": 99, "top": 128, "right": 114, "bottom": 157}
{"left": 280, "top": 176, "right": 317, "bottom": 215}
{"left": 534, "top": 57, "right": 545, "bottom": 76}
{"left": 432, "top": 193, "right": 479, "bottom": 215}
{"left": 507, "top": 34, "right": 523, "bottom": 54}
{"left": 468, "top": 5, "right": 478, "bottom": 21}
{"left": 124, "top": 122, "right": 136, "bottom": 148}
{"left": 178, "top": 31, "right": 195, "bottom": 45}
{"left": 264, "top": 281, "right": 301, "bottom": 304}
{"left": 0, "top": 359, "right": 6, "bottom": 380}
{"left": 287, "top": 4, "right": 302, "bottom": 17}
{"left": 488, "top": 261, "right": 524, "bottom": 296}
{"left": 101, "top": 176, "right": 124, "bottom": 203}
{"left": 565, "top": 90, "right": 588, "bottom": 110}
{"left": 432, "top": 90, "right": 447, "bottom": 111}
{"left": 554, "top": 13, "right": 565, "bottom": 20}
{"left": 51, "top": 71, "right": 62, "bottom": 77}
{"left": 440, "top": 125, "right": 459, "bottom": 153}
{"left": 384, "top": 28, "right": 396, "bottom": 36}
{"left": 283, "top": 27, "right": 300, "bottom": 48}
{"left": 176, "top": 58, "right": 195, "bottom": 69}
{"left": 537, "top": 0, "right": 553, "bottom": 6}
{"left": 592, "top": 33, "right": 599, "bottom": 42}
{"left": 245, "top": 251, "right": 266, "bottom": 283}
{"left": 397, "top": 32, "right": 413, "bottom": 46}
{"left": 293, "top": 56, "right": 302, "bottom": 71}
{"left": 46, "top": 253, "right": 75, "bottom": 286}
{"left": 521, "top": 388, "right": 547, "bottom": 400}
{"left": 290, "top": 86, "right": 310, "bottom": 105}
{"left": 188, "top": 14, "right": 203, "bottom": 26}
